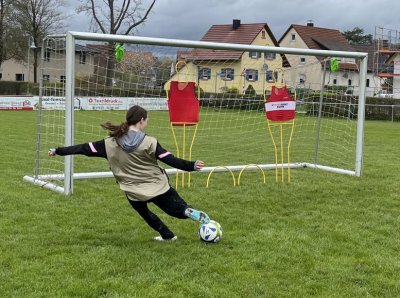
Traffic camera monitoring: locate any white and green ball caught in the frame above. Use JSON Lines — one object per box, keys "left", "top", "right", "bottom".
{"left": 199, "top": 220, "right": 222, "bottom": 243}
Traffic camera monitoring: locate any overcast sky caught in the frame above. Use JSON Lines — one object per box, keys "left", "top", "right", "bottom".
{"left": 66, "top": 0, "right": 400, "bottom": 41}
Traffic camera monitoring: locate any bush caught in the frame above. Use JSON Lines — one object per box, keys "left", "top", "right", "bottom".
{"left": 244, "top": 84, "right": 256, "bottom": 96}
{"left": 0, "top": 81, "right": 39, "bottom": 95}
{"left": 220, "top": 86, "right": 239, "bottom": 95}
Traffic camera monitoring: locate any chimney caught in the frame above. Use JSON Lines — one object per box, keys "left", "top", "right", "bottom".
{"left": 307, "top": 20, "right": 314, "bottom": 27}
{"left": 233, "top": 19, "right": 241, "bottom": 30}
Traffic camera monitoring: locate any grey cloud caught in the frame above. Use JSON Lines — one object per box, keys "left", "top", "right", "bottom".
{"left": 64, "top": 0, "right": 400, "bottom": 41}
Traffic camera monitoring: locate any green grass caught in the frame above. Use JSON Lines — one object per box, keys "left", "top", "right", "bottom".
{"left": 1, "top": 111, "right": 400, "bottom": 297}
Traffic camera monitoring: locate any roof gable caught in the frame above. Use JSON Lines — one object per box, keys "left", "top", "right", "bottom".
{"left": 201, "top": 23, "right": 267, "bottom": 44}
{"left": 279, "top": 24, "right": 355, "bottom": 52}
{"left": 190, "top": 23, "right": 270, "bottom": 61}
{"left": 187, "top": 22, "right": 289, "bottom": 66}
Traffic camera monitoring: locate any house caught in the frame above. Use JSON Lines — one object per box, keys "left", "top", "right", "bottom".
{"left": 278, "top": 22, "right": 378, "bottom": 96}
{"left": 172, "top": 19, "right": 289, "bottom": 95}
{"left": 383, "top": 52, "right": 400, "bottom": 98}
{"left": 0, "top": 44, "right": 97, "bottom": 85}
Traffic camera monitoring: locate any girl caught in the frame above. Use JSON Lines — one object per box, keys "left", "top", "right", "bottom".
{"left": 49, "top": 105, "right": 210, "bottom": 241}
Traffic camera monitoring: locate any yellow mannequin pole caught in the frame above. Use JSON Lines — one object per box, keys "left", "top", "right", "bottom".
{"left": 170, "top": 123, "right": 180, "bottom": 189}
{"left": 181, "top": 124, "right": 186, "bottom": 187}
{"left": 267, "top": 120, "right": 279, "bottom": 182}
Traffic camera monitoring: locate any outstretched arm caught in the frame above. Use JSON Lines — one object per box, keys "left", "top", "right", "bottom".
{"left": 155, "top": 141, "right": 204, "bottom": 172}
{"left": 48, "top": 140, "right": 107, "bottom": 159}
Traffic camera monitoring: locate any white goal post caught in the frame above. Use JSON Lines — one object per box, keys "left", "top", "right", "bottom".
{"left": 24, "top": 31, "right": 368, "bottom": 195}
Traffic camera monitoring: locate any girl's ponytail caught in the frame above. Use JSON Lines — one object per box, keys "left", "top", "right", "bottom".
{"left": 101, "top": 105, "right": 147, "bottom": 138}
{"left": 101, "top": 121, "right": 129, "bottom": 138}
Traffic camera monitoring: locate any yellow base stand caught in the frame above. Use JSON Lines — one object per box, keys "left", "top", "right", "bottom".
{"left": 267, "top": 120, "right": 295, "bottom": 183}
{"left": 170, "top": 122, "right": 198, "bottom": 189}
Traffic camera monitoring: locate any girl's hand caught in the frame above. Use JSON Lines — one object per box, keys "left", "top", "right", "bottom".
{"left": 194, "top": 160, "right": 204, "bottom": 171}
{"left": 48, "top": 149, "right": 56, "bottom": 157}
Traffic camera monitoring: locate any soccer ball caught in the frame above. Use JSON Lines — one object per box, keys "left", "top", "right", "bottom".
{"left": 199, "top": 220, "right": 222, "bottom": 243}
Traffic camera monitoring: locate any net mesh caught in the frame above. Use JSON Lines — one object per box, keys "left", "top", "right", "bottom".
{"left": 33, "top": 36, "right": 362, "bottom": 189}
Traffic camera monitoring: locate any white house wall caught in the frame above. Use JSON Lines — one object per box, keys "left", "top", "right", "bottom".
{"left": 0, "top": 51, "right": 95, "bottom": 83}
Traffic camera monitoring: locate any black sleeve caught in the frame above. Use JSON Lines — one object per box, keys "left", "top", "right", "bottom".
{"left": 55, "top": 140, "right": 107, "bottom": 159}
{"left": 155, "top": 141, "right": 195, "bottom": 172}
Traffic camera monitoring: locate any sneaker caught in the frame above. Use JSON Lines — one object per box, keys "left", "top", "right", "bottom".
{"left": 154, "top": 235, "right": 177, "bottom": 241}
{"left": 185, "top": 208, "right": 210, "bottom": 224}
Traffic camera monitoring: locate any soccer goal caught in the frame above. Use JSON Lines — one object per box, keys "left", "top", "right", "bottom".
{"left": 23, "top": 32, "right": 368, "bottom": 195}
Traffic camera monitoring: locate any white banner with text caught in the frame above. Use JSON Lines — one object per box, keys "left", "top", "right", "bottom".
{"left": 0, "top": 96, "right": 168, "bottom": 111}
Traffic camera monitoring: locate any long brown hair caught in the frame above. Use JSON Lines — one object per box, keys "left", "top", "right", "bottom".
{"left": 101, "top": 105, "right": 148, "bottom": 138}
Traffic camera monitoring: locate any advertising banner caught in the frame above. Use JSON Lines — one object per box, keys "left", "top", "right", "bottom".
{"left": 0, "top": 97, "right": 34, "bottom": 110}
{"left": 0, "top": 96, "right": 168, "bottom": 111}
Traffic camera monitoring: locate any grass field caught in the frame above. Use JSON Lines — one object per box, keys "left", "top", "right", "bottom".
{"left": 1, "top": 111, "right": 400, "bottom": 297}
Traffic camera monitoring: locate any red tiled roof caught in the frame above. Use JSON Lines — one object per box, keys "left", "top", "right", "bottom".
{"left": 201, "top": 23, "right": 266, "bottom": 44}
{"left": 279, "top": 25, "right": 355, "bottom": 52}
{"left": 176, "top": 51, "right": 191, "bottom": 61}
{"left": 339, "top": 63, "right": 359, "bottom": 71}
{"left": 187, "top": 23, "right": 288, "bottom": 65}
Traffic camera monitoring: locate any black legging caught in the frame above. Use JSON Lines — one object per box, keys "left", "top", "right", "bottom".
{"left": 126, "top": 187, "right": 190, "bottom": 239}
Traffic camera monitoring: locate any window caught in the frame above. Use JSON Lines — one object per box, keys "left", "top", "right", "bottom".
{"left": 220, "top": 68, "right": 234, "bottom": 81}
{"left": 79, "top": 52, "right": 86, "bottom": 64}
{"left": 198, "top": 68, "right": 211, "bottom": 80}
{"left": 245, "top": 69, "right": 258, "bottom": 81}
{"left": 264, "top": 52, "right": 276, "bottom": 60}
{"left": 333, "top": 78, "right": 337, "bottom": 85}
{"left": 44, "top": 49, "right": 51, "bottom": 62}
{"left": 266, "top": 70, "right": 278, "bottom": 83}
{"left": 15, "top": 74, "right": 25, "bottom": 81}
{"left": 261, "top": 31, "right": 266, "bottom": 39}
{"left": 60, "top": 76, "right": 66, "bottom": 83}
{"left": 249, "top": 52, "right": 262, "bottom": 59}
{"left": 300, "top": 57, "right": 306, "bottom": 64}
{"left": 291, "top": 34, "right": 296, "bottom": 41}
{"left": 0, "top": 73, "right": 2, "bottom": 80}
{"left": 43, "top": 74, "right": 50, "bottom": 81}
{"left": 299, "top": 74, "right": 306, "bottom": 84}
{"left": 366, "top": 79, "right": 370, "bottom": 87}
{"left": 348, "top": 79, "right": 352, "bottom": 86}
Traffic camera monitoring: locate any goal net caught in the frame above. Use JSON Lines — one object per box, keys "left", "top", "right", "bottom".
{"left": 24, "top": 32, "right": 367, "bottom": 194}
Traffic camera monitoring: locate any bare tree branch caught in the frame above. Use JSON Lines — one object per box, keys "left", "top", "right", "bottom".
{"left": 114, "top": 0, "right": 129, "bottom": 33}
{"left": 90, "top": 0, "right": 107, "bottom": 33}
{"left": 78, "top": 0, "right": 156, "bottom": 36}
{"left": 123, "top": 0, "right": 155, "bottom": 35}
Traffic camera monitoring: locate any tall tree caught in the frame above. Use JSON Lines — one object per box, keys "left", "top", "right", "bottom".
{"left": 342, "top": 27, "right": 373, "bottom": 45}
{"left": 77, "top": 0, "right": 156, "bottom": 86}
{"left": 13, "top": 0, "right": 66, "bottom": 83}
{"left": 0, "top": 0, "right": 14, "bottom": 69}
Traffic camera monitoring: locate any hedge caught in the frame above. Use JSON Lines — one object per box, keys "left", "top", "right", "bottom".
{"left": 1, "top": 81, "right": 400, "bottom": 121}
{"left": 0, "top": 81, "right": 39, "bottom": 95}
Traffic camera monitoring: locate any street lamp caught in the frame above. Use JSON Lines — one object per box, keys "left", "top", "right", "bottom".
{"left": 27, "top": 36, "right": 36, "bottom": 94}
